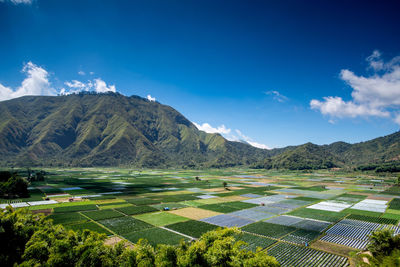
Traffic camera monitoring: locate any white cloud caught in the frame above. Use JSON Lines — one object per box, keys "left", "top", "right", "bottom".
{"left": 311, "top": 50, "right": 400, "bottom": 124}
{"left": 65, "top": 80, "right": 86, "bottom": 89}
{"left": 78, "top": 71, "right": 85, "bottom": 76}
{"left": 193, "top": 122, "right": 270, "bottom": 149}
{"left": 94, "top": 78, "right": 116, "bottom": 93}
{"left": 147, "top": 95, "right": 156, "bottom": 102}
{"left": 0, "top": 0, "right": 32, "bottom": 4}
{"left": 0, "top": 62, "right": 55, "bottom": 101}
{"left": 2, "top": 0, "right": 33, "bottom": 4}
{"left": 234, "top": 129, "right": 270, "bottom": 149}
{"left": 265, "top": 90, "right": 288, "bottom": 102}
{"left": 395, "top": 114, "right": 400, "bottom": 125}
{"left": 89, "top": 72, "right": 94, "bottom": 75}
{"left": 193, "top": 122, "right": 231, "bottom": 135}
{"left": 62, "top": 78, "right": 116, "bottom": 94}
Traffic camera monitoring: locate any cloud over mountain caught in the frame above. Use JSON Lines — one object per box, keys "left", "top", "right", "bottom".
{"left": 311, "top": 50, "right": 400, "bottom": 124}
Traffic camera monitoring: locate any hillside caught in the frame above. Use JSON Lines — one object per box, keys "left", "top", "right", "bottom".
{"left": 0, "top": 93, "right": 269, "bottom": 167}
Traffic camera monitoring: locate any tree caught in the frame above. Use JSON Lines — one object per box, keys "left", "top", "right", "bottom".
{"left": 223, "top": 181, "right": 228, "bottom": 188}
{"left": 1, "top": 208, "right": 280, "bottom": 267}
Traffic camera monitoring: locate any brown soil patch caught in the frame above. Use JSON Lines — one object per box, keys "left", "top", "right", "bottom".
{"left": 105, "top": 236, "right": 134, "bottom": 248}
{"left": 32, "top": 209, "right": 52, "bottom": 215}
{"left": 245, "top": 184, "right": 264, "bottom": 187}
{"left": 168, "top": 207, "right": 221, "bottom": 220}
{"left": 227, "top": 186, "right": 244, "bottom": 190}
{"left": 367, "top": 195, "right": 392, "bottom": 201}
{"left": 311, "top": 240, "right": 356, "bottom": 258}
{"left": 219, "top": 196, "right": 249, "bottom": 202}
{"left": 204, "top": 188, "right": 226, "bottom": 192}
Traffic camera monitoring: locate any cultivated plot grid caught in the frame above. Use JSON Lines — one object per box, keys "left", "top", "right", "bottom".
{"left": 228, "top": 209, "right": 275, "bottom": 221}
{"left": 268, "top": 242, "right": 349, "bottom": 267}
{"left": 200, "top": 214, "right": 254, "bottom": 227}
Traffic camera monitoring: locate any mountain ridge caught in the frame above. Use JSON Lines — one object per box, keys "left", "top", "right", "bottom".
{"left": 0, "top": 93, "right": 399, "bottom": 169}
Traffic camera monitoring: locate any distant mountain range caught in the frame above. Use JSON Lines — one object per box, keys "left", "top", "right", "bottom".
{"left": 0, "top": 93, "right": 399, "bottom": 169}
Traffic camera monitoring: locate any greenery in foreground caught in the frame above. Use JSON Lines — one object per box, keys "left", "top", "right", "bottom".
{"left": 0, "top": 171, "right": 28, "bottom": 198}
{"left": 0, "top": 207, "right": 279, "bottom": 267}
{"left": 354, "top": 229, "right": 400, "bottom": 266}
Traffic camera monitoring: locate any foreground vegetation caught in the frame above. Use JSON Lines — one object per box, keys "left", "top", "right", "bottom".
{"left": 0, "top": 207, "right": 279, "bottom": 267}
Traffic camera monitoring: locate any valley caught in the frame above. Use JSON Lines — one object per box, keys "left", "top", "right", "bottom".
{"left": 3, "top": 168, "right": 399, "bottom": 266}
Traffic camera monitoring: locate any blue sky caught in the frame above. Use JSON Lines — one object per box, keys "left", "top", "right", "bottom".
{"left": 1, "top": 0, "right": 400, "bottom": 148}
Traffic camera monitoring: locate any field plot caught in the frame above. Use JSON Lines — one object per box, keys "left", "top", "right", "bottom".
{"left": 242, "top": 222, "right": 296, "bottom": 239}
{"left": 168, "top": 207, "right": 222, "bottom": 220}
{"left": 98, "top": 217, "right": 153, "bottom": 234}
{"left": 242, "top": 194, "right": 295, "bottom": 205}
{"left": 264, "top": 215, "right": 304, "bottom": 226}
{"left": 165, "top": 220, "right": 218, "bottom": 238}
{"left": 351, "top": 199, "right": 388, "bottom": 213}
{"left": 82, "top": 210, "right": 124, "bottom": 220}
{"left": 134, "top": 212, "right": 189, "bottom": 226}
{"left": 54, "top": 204, "right": 98, "bottom": 213}
{"left": 268, "top": 242, "right": 349, "bottom": 267}
{"left": 307, "top": 201, "right": 352, "bottom": 212}
{"left": 47, "top": 212, "right": 87, "bottom": 225}
{"left": 115, "top": 205, "right": 158, "bottom": 215}
{"left": 228, "top": 208, "right": 275, "bottom": 221}
{"left": 287, "top": 207, "right": 346, "bottom": 222}
{"left": 65, "top": 222, "right": 112, "bottom": 235}
{"left": 282, "top": 229, "right": 320, "bottom": 244}
{"left": 200, "top": 214, "right": 254, "bottom": 227}
{"left": 123, "top": 227, "right": 188, "bottom": 246}
{"left": 236, "top": 232, "right": 277, "bottom": 251}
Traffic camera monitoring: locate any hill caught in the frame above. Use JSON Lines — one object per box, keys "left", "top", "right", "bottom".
{"left": 1, "top": 93, "right": 400, "bottom": 170}
{"left": 0, "top": 93, "right": 269, "bottom": 168}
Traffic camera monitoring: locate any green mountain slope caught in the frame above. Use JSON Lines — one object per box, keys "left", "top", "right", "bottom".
{"left": 253, "top": 143, "right": 342, "bottom": 170}
{"left": 0, "top": 93, "right": 269, "bottom": 167}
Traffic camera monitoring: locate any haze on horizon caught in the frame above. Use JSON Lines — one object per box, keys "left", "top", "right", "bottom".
{"left": 0, "top": 0, "right": 400, "bottom": 149}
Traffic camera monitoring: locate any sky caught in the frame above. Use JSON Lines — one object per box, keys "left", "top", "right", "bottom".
{"left": 1, "top": 0, "right": 400, "bottom": 149}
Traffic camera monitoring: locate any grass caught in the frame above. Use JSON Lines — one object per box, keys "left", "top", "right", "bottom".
{"left": 165, "top": 220, "right": 219, "bottom": 238}
{"left": 116, "top": 205, "right": 158, "bottom": 215}
{"left": 47, "top": 212, "right": 87, "bottom": 225}
{"left": 65, "top": 221, "right": 112, "bottom": 235}
{"left": 123, "top": 227, "right": 189, "bottom": 246}
{"left": 242, "top": 222, "right": 296, "bottom": 239}
{"left": 134, "top": 212, "right": 189, "bottom": 226}
{"left": 98, "top": 216, "right": 153, "bottom": 234}
{"left": 81, "top": 209, "right": 124, "bottom": 221}
{"left": 54, "top": 204, "right": 98, "bottom": 213}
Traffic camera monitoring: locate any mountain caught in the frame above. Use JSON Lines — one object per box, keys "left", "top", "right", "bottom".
{"left": 0, "top": 93, "right": 270, "bottom": 167}
{"left": 0, "top": 93, "right": 400, "bottom": 170}
{"left": 252, "top": 132, "right": 400, "bottom": 170}
{"left": 254, "top": 143, "right": 342, "bottom": 170}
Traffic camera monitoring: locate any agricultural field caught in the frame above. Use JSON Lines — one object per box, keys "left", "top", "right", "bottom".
{"left": 1, "top": 168, "right": 400, "bottom": 266}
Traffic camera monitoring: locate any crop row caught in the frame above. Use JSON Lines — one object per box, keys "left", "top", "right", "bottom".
{"left": 267, "top": 242, "right": 349, "bottom": 267}
{"left": 326, "top": 224, "right": 372, "bottom": 240}
{"left": 281, "top": 229, "right": 320, "bottom": 245}
{"left": 346, "top": 214, "right": 398, "bottom": 225}
{"left": 320, "top": 234, "right": 369, "bottom": 250}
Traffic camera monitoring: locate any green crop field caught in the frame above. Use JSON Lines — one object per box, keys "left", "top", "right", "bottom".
{"left": 2, "top": 167, "right": 399, "bottom": 267}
